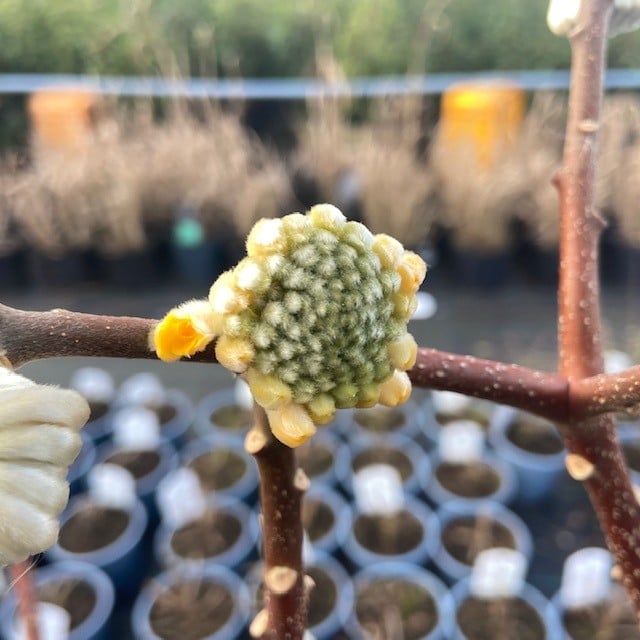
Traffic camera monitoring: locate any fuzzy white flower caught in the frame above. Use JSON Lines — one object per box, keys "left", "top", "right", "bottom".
{"left": 0, "top": 368, "right": 89, "bottom": 565}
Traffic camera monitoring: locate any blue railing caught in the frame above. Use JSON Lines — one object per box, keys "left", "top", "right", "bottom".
{"left": 0, "top": 69, "right": 639, "bottom": 99}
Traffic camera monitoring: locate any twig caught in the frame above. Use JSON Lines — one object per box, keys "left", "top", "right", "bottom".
{"left": 9, "top": 561, "right": 38, "bottom": 640}
{"left": 572, "top": 367, "right": 640, "bottom": 417}
{"left": 555, "top": 0, "right": 640, "bottom": 619}
{"left": 245, "top": 404, "right": 308, "bottom": 640}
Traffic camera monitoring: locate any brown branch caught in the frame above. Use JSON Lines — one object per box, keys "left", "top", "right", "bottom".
{"left": 572, "top": 367, "right": 640, "bottom": 417}
{"left": 10, "top": 561, "right": 39, "bottom": 640}
{"left": 0, "top": 304, "right": 217, "bottom": 369}
{"left": 410, "top": 348, "right": 569, "bottom": 422}
{"left": 245, "top": 405, "right": 308, "bottom": 640}
{"left": 556, "top": 0, "right": 640, "bottom": 621}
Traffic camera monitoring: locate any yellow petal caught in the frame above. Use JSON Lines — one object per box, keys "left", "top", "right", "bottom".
{"left": 388, "top": 333, "right": 418, "bottom": 370}
{"left": 153, "top": 309, "right": 214, "bottom": 362}
{"left": 267, "top": 404, "right": 317, "bottom": 447}
{"left": 308, "top": 204, "right": 347, "bottom": 233}
{"left": 247, "top": 369, "right": 292, "bottom": 409}
{"left": 398, "top": 251, "right": 427, "bottom": 295}
{"left": 378, "top": 370, "right": 412, "bottom": 407}
{"left": 306, "top": 394, "right": 336, "bottom": 425}
{"left": 372, "top": 234, "right": 404, "bottom": 269}
{"left": 215, "top": 336, "right": 255, "bottom": 373}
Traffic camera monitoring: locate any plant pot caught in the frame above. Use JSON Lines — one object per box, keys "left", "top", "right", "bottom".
{"left": 342, "top": 495, "right": 439, "bottom": 571}
{"left": 97, "top": 441, "right": 178, "bottom": 527}
{"left": 248, "top": 551, "right": 354, "bottom": 640}
{"left": 83, "top": 399, "right": 114, "bottom": 444}
{"left": 452, "top": 578, "right": 562, "bottom": 640}
{"left": 421, "top": 450, "right": 517, "bottom": 509}
{"left": 181, "top": 436, "right": 259, "bottom": 504}
{"left": 300, "top": 486, "right": 352, "bottom": 557}
{"left": 433, "top": 502, "right": 533, "bottom": 584}
{"left": 349, "top": 562, "right": 455, "bottom": 640}
{"left": 348, "top": 400, "right": 428, "bottom": 444}
{"left": 453, "top": 248, "right": 511, "bottom": 290}
{"left": 489, "top": 406, "right": 565, "bottom": 504}
{"left": 527, "top": 246, "right": 560, "bottom": 287}
{"left": 47, "top": 495, "right": 148, "bottom": 595}
{"left": 172, "top": 240, "right": 224, "bottom": 288}
{"left": 0, "top": 249, "right": 28, "bottom": 289}
{"left": 0, "top": 561, "right": 115, "bottom": 640}
{"left": 155, "top": 497, "right": 259, "bottom": 572}
{"left": 132, "top": 565, "right": 250, "bottom": 640}
{"left": 116, "top": 388, "right": 194, "bottom": 449}
{"left": 194, "top": 388, "right": 254, "bottom": 442}
{"left": 554, "top": 583, "right": 640, "bottom": 640}
{"left": 100, "top": 249, "right": 159, "bottom": 290}
{"left": 296, "top": 431, "right": 351, "bottom": 489}
{"left": 340, "top": 433, "right": 426, "bottom": 497}
{"left": 69, "top": 433, "right": 97, "bottom": 496}
{"left": 424, "top": 391, "right": 492, "bottom": 439}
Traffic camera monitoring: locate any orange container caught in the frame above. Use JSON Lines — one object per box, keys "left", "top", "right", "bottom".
{"left": 28, "top": 90, "right": 96, "bottom": 150}
{"left": 439, "top": 83, "right": 525, "bottom": 169}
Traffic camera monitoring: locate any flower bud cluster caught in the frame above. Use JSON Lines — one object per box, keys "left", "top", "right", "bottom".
{"left": 153, "top": 204, "right": 426, "bottom": 447}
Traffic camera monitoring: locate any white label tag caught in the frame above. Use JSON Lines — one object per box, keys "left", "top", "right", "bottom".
{"left": 353, "top": 464, "right": 404, "bottom": 515}
{"left": 15, "top": 602, "right": 70, "bottom": 640}
{"left": 112, "top": 406, "right": 160, "bottom": 450}
{"left": 88, "top": 463, "right": 137, "bottom": 509}
{"left": 561, "top": 547, "right": 612, "bottom": 609}
{"left": 431, "top": 390, "right": 472, "bottom": 415}
{"left": 470, "top": 548, "right": 527, "bottom": 599}
{"left": 439, "top": 420, "right": 485, "bottom": 463}
{"left": 118, "top": 373, "right": 166, "bottom": 408}
{"left": 156, "top": 468, "right": 208, "bottom": 529}
{"left": 70, "top": 367, "right": 115, "bottom": 403}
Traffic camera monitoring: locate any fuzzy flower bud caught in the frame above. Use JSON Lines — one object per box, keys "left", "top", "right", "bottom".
{"left": 153, "top": 204, "right": 426, "bottom": 447}
{"left": 0, "top": 368, "right": 90, "bottom": 565}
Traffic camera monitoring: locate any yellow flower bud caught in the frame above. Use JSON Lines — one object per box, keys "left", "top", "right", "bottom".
{"left": 247, "top": 368, "right": 292, "bottom": 409}
{"left": 398, "top": 251, "right": 427, "bottom": 295}
{"left": 209, "top": 272, "right": 249, "bottom": 315}
{"left": 234, "top": 258, "right": 270, "bottom": 293}
{"left": 355, "top": 383, "right": 381, "bottom": 408}
{"left": 378, "top": 370, "right": 412, "bottom": 407}
{"left": 308, "top": 204, "right": 347, "bottom": 233}
{"left": 392, "top": 292, "right": 412, "bottom": 318}
{"left": 267, "top": 404, "right": 317, "bottom": 448}
{"left": 246, "top": 218, "right": 286, "bottom": 257}
{"left": 307, "top": 394, "right": 336, "bottom": 425}
{"left": 215, "top": 335, "right": 255, "bottom": 373}
{"left": 153, "top": 304, "right": 215, "bottom": 362}
{"left": 388, "top": 333, "right": 418, "bottom": 370}
{"left": 372, "top": 234, "right": 404, "bottom": 269}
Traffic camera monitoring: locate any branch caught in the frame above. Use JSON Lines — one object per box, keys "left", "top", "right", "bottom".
{"left": 410, "top": 348, "right": 569, "bottom": 422}
{"left": 555, "top": 0, "right": 640, "bottom": 621}
{"left": 572, "top": 367, "right": 640, "bottom": 417}
{"left": 245, "top": 405, "right": 308, "bottom": 640}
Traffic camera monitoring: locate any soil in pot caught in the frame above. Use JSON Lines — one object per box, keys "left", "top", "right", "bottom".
{"left": 457, "top": 596, "right": 545, "bottom": 640}
{"left": 297, "top": 441, "right": 334, "bottom": 480}
{"left": 507, "top": 416, "right": 563, "bottom": 455}
{"left": 302, "top": 499, "right": 335, "bottom": 543}
{"left": 88, "top": 401, "right": 109, "bottom": 424}
{"left": 105, "top": 450, "right": 161, "bottom": 480}
{"left": 352, "top": 447, "right": 413, "bottom": 482}
{"left": 356, "top": 578, "right": 438, "bottom": 640}
{"left": 563, "top": 585, "right": 640, "bottom": 640}
{"left": 435, "top": 462, "right": 501, "bottom": 498}
{"left": 436, "top": 410, "right": 489, "bottom": 429}
{"left": 39, "top": 579, "right": 97, "bottom": 630}
{"left": 154, "top": 404, "right": 178, "bottom": 429}
{"left": 307, "top": 566, "right": 337, "bottom": 628}
{"left": 209, "top": 405, "right": 253, "bottom": 432}
{"left": 170, "top": 510, "right": 242, "bottom": 560}
{"left": 149, "top": 580, "right": 234, "bottom": 640}
{"left": 442, "top": 516, "right": 516, "bottom": 566}
{"left": 188, "top": 450, "right": 247, "bottom": 491}
{"left": 354, "top": 407, "right": 405, "bottom": 434}
{"left": 59, "top": 506, "right": 129, "bottom": 553}
{"left": 354, "top": 510, "right": 423, "bottom": 555}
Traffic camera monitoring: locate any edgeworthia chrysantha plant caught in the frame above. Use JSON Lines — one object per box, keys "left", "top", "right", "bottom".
{"left": 153, "top": 204, "right": 426, "bottom": 447}
{"left": 0, "top": 367, "right": 89, "bottom": 564}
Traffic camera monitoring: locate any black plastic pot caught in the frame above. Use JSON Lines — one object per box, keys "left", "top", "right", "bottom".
{"left": 453, "top": 248, "right": 511, "bottom": 290}
{"left": 0, "top": 249, "right": 28, "bottom": 289}
{"left": 0, "top": 561, "right": 116, "bottom": 640}
{"left": 99, "top": 249, "right": 159, "bottom": 290}
{"left": 28, "top": 249, "right": 94, "bottom": 289}
{"left": 181, "top": 436, "right": 259, "bottom": 504}
{"left": 155, "top": 497, "right": 259, "bottom": 572}
{"left": 132, "top": 565, "right": 250, "bottom": 640}
{"left": 47, "top": 495, "right": 148, "bottom": 595}
{"left": 349, "top": 562, "right": 455, "bottom": 640}
{"left": 172, "top": 240, "right": 225, "bottom": 288}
